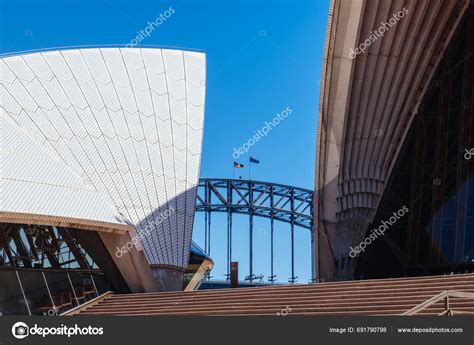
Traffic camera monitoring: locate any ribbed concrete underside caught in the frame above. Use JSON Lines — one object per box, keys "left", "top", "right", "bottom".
{"left": 77, "top": 274, "right": 474, "bottom": 316}
{"left": 315, "top": 0, "right": 470, "bottom": 280}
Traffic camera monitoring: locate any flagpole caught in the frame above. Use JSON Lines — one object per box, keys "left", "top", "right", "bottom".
{"left": 249, "top": 157, "right": 251, "bottom": 180}
{"left": 233, "top": 166, "right": 235, "bottom": 179}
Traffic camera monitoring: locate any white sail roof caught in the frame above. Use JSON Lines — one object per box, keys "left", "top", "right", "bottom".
{"left": 0, "top": 109, "right": 132, "bottom": 233}
{"left": 0, "top": 47, "right": 206, "bottom": 269}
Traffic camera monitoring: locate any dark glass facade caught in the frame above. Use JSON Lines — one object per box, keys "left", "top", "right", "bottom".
{"left": 355, "top": 8, "right": 474, "bottom": 278}
{"left": 0, "top": 268, "right": 106, "bottom": 315}
{"left": 0, "top": 224, "right": 126, "bottom": 315}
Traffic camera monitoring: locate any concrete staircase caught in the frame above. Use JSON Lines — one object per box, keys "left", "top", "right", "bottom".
{"left": 75, "top": 274, "right": 474, "bottom": 316}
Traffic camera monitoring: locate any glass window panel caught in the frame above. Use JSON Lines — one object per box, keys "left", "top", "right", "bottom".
{"left": 91, "top": 273, "right": 110, "bottom": 295}
{"left": 0, "top": 270, "right": 29, "bottom": 315}
{"left": 17, "top": 270, "right": 53, "bottom": 316}
{"left": 68, "top": 272, "right": 98, "bottom": 303}
{"left": 44, "top": 271, "right": 76, "bottom": 313}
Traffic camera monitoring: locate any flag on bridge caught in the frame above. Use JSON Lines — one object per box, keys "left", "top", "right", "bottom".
{"left": 250, "top": 156, "right": 260, "bottom": 164}
{"left": 234, "top": 162, "right": 245, "bottom": 168}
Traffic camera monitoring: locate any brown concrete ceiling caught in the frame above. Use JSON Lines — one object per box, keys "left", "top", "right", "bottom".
{"left": 316, "top": 0, "right": 469, "bottom": 227}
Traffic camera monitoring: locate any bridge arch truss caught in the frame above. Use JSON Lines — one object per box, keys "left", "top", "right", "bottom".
{"left": 195, "top": 178, "right": 315, "bottom": 283}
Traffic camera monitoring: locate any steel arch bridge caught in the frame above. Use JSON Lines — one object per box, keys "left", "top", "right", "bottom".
{"left": 195, "top": 178, "right": 315, "bottom": 283}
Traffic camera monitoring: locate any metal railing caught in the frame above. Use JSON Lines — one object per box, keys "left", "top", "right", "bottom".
{"left": 62, "top": 291, "right": 113, "bottom": 316}
{"left": 402, "top": 291, "right": 474, "bottom": 315}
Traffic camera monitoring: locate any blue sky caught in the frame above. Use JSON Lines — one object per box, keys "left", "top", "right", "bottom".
{"left": 0, "top": 0, "right": 329, "bottom": 283}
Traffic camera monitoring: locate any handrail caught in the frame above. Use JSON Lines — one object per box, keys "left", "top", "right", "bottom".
{"left": 62, "top": 291, "right": 113, "bottom": 316}
{"left": 184, "top": 259, "right": 214, "bottom": 291}
{"left": 402, "top": 290, "right": 474, "bottom": 316}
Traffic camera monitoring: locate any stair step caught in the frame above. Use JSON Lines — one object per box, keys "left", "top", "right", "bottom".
{"left": 77, "top": 273, "right": 474, "bottom": 316}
